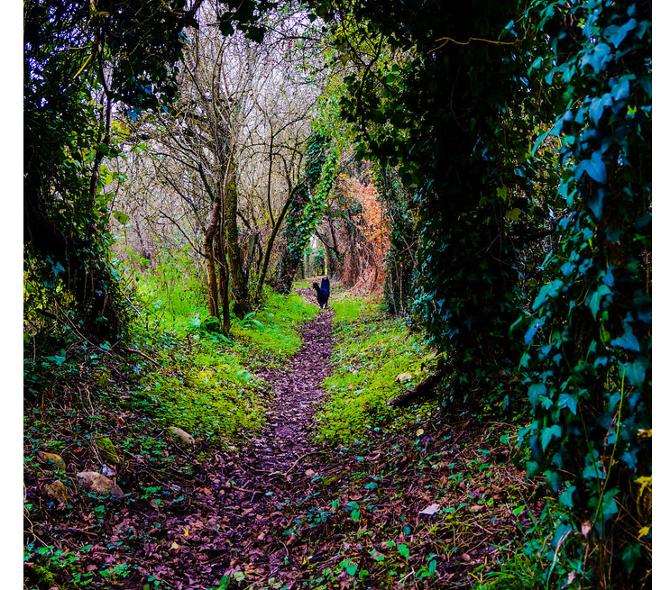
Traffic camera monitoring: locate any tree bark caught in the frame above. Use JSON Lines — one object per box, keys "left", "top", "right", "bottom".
{"left": 255, "top": 185, "right": 298, "bottom": 302}
{"left": 223, "top": 165, "right": 251, "bottom": 317}
{"left": 203, "top": 199, "right": 220, "bottom": 319}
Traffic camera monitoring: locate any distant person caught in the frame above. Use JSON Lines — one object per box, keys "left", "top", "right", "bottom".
{"left": 313, "top": 277, "right": 330, "bottom": 309}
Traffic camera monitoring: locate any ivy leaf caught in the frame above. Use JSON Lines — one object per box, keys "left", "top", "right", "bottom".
{"left": 339, "top": 558, "right": 358, "bottom": 576}
{"left": 604, "top": 18, "right": 637, "bottom": 48}
{"left": 559, "top": 484, "right": 576, "bottom": 508}
{"left": 558, "top": 393, "right": 577, "bottom": 414}
{"left": 580, "top": 42, "right": 612, "bottom": 73}
{"left": 576, "top": 151, "right": 607, "bottom": 184}
{"left": 600, "top": 488, "right": 620, "bottom": 521}
{"left": 528, "top": 383, "right": 547, "bottom": 408}
{"left": 532, "top": 279, "right": 564, "bottom": 311}
{"left": 610, "top": 326, "right": 640, "bottom": 352}
{"left": 541, "top": 425, "right": 561, "bottom": 451}
{"left": 621, "top": 543, "right": 642, "bottom": 574}
{"left": 622, "top": 360, "right": 646, "bottom": 388}
{"left": 588, "top": 284, "right": 612, "bottom": 318}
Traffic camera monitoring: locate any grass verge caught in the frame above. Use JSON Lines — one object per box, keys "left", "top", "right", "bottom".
{"left": 315, "top": 294, "right": 439, "bottom": 446}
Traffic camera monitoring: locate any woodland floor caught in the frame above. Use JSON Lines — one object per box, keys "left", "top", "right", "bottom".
{"left": 24, "top": 288, "right": 537, "bottom": 590}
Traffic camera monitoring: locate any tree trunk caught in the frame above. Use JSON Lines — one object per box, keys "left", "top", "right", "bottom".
{"left": 215, "top": 226, "right": 231, "bottom": 334}
{"left": 223, "top": 166, "right": 251, "bottom": 317}
{"left": 203, "top": 199, "right": 220, "bottom": 319}
{"left": 255, "top": 185, "right": 298, "bottom": 302}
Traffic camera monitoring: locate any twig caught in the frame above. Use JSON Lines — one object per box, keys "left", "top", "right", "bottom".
{"left": 123, "top": 347, "right": 161, "bottom": 367}
{"left": 267, "top": 450, "right": 326, "bottom": 478}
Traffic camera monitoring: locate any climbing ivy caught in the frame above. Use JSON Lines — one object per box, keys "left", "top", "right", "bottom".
{"left": 289, "top": 145, "right": 341, "bottom": 259}
{"left": 275, "top": 131, "right": 338, "bottom": 292}
{"left": 518, "top": 0, "right": 651, "bottom": 584}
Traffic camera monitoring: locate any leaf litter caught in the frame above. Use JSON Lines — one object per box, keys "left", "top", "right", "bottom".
{"left": 24, "top": 291, "right": 539, "bottom": 589}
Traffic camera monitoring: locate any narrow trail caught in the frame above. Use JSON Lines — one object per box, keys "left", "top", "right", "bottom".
{"left": 208, "top": 291, "right": 338, "bottom": 582}
{"left": 251, "top": 296, "right": 333, "bottom": 475}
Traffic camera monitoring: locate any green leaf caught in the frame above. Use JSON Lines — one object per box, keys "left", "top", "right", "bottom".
{"left": 532, "top": 280, "right": 563, "bottom": 311}
{"left": 112, "top": 210, "right": 129, "bottom": 225}
{"left": 558, "top": 393, "right": 577, "bottom": 414}
{"left": 621, "top": 543, "right": 642, "bottom": 574}
{"left": 397, "top": 543, "right": 410, "bottom": 559}
{"left": 541, "top": 425, "right": 561, "bottom": 451}
{"left": 340, "top": 558, "right": 358, "bottom": 576}
{"left": 528, "top": 383, "right": 547, "bottom": 408}
{"left": 559, "top": 484, "right": 576, "bottom": 508}
{"left": 610, "top": 328, "right": 640, "bottom": 352}
{"left": 588, "top": 284, "right": 612, "bottom": 318}
{"left": 600, "top": 488, "right": 619, "bottom": 521}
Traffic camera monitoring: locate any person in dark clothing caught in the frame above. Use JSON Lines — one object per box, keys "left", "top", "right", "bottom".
{"left": 313, "top": 277, "right": 330, "bottom": 308}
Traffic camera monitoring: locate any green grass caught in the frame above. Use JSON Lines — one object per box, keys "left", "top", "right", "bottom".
{"left": 124, "top": 253, "right": 319, "bottom": 443}
{"left": 314, "top": 296, "right": 438, "bottom": 446}
{"left": 231, "top": 290, "right": 319, "bottom": 364}
{"left": 330, "top": 295, "right": 372, "bottom": 324}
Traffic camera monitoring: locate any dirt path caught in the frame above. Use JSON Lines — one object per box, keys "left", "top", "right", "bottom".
{"left": 251, "top": 301, "right": 333, "bottom": 476}
{"left": 207, "top": 292, "right": 336, "bottom": 582}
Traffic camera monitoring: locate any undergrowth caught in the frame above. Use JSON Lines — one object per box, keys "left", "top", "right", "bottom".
{"left": 315, "top": 295, "right": 438, "bottom": 446}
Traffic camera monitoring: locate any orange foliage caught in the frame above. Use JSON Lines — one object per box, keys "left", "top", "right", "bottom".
{"left": 336, "top": 175, "right": 389, "bottom": 295}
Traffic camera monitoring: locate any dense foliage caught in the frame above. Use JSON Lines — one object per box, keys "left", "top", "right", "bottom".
{"left": 275, "top": 131, "right": 338, "bottom": 291}
{"left": 308, "top": 0, "right": 651, "bottom": 585}
{"left": 24, "top": 0, "right": 651, "bottom": 587}
{"left": 519, "top": 1, "right": 651, "bottom": 583}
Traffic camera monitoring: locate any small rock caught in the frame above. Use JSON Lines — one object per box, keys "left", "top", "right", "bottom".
{"left": 76, "top": 471, "right": 123, "bottom": 498}
{"left": 95, "top": 437, "right": 120, "bottom": 464}
{"left": 167, "top": 427, "right": 195, "bottom": 445}
{"left": 37, "top": 451, "right": 66, "bottom": 471}
{"left": 304, "top": 469, "right": 316, "bottom": 478}
{"left": 395, "top": 372, "right": 413, "bottom": 383}
{"left": 43, "top": 480, "right": 69, "bottom": 504}
{"left": 419, "top": 503, "right": 441, "bottom": 516}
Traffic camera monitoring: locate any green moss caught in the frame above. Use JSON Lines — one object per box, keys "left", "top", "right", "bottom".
{"left": 138, "top": 340, "right": 268, "bottom": 442}
{"left": 315, "top": 299, "right": 438, "bottom": 446}
{"left": 95, "top": 437, "right": 119, "bottom": 464}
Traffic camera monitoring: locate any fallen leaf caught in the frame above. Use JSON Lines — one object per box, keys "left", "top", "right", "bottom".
{"left": 419, "top": 503, "right": 441, "bottom": 516}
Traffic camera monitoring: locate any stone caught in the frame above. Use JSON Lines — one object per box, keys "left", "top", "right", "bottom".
{"left": 395, "top": 372, "right": 413, "bottom": 383}
{"left": 43, "top": 480, "right": 69, "bottom": 504}
{"left": 95, "top": 437, "right": 120, "bottom": 464}
{"left": 167, "top": 427, "right": 195, "bottom": 445}
{"left": 37, "top": 451, "right": 66, "bottom": 471}
{"left": 76, "top": 471, "right": 124, "bottom": 498}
